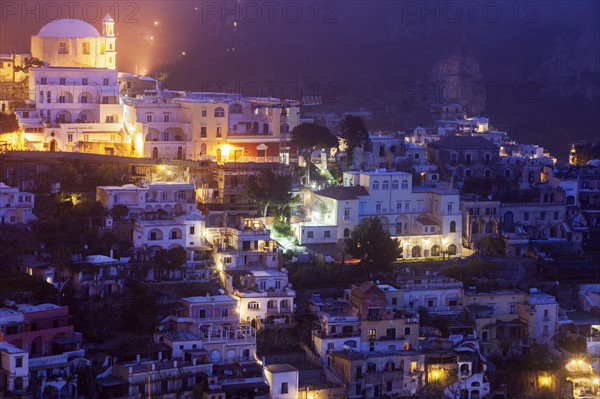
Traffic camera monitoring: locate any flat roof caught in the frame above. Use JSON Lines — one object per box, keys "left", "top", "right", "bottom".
{"left": 266, "top": 363, "right": 298, "bottom": 373}
{"left": 181, "top": 295, "right": 237, "bottom": 304}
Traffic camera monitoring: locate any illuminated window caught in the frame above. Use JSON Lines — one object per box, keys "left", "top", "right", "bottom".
{"left": 82, "top": 42, "right": 90, "bottom": 55}
{"left": 369, "top": 329, "right": 376, "bottom": 340}
{"left": 58, "top": 42, "right": 68, "bottom": 54}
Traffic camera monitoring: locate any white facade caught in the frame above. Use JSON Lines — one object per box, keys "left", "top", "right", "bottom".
{"left": 31, "top": 16, "right": 116, "bottom": 69}
{"left": 0, "top": 182, "right": 35, "bottom": 224}
{"left": 207, "top": 218, "right": 279, "bottom": 270}
{"left": 227, "top": 270, "right": 296, "bottom": 326}
{"left": 133, "top": 212, "right": 205, "bottom": 253}
{"left": 380, "top": 279, "right": 464, "bottom": 313}
{"left": 312, "top": 311, "right": 361, "bottom": 363}
{"left": 16, "top": 16, "right": 129, "bottom": 155}
{"left": 264, "top": 364, "right": 299, "bottom": 399}
{"left": 97, "top": 181, "right": 196, "bottom": 218}
{"left": 298, "top": 171, "right": 462, "bottom": 258}
{"left": 0, "top": 342, "right": 29, "bottom": 392}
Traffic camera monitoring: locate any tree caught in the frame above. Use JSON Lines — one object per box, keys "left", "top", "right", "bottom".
{"left": 245, "top": 170, "right": 295, "bottom": 218}
{"left": 477, "top": 237, "right": 505, "bottom": 256}
{"left": 573, "top": 141, "right": 600, "bottom": 165}
{"left": 154, "top": 246, "right": 188, "bottom": 281}
{"left": 291, "top": 123, "right": 338, "bottom": 186}
{"left": 345, "top": 217, "right": 401, "bottom": 273}
{"left": 13, "top": 57, "right": 44, "bottom": 73}
{"left": 109, "top": 204, "right": 129, "bottom": 220}
{"left": 338, "top": 115, "right": 370, "bottom": 164}
{"left": 0, "top": 112, "right": 20, "bottom": 133}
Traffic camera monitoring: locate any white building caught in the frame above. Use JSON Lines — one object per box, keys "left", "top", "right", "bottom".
{"left": 264, "top": 364, "right": 299, "bottom": 399}
{"left": 310, "top": 297, "right": 361, "bottom": 363}
{"left": 15, "top": 16, "right": 128, "bottom": 155}
{"left": 124, "top": 91, "right": 301, "bottom": 162}
{"left": 0, "top": 341, "right": 29, "bottom": 393}
{"left": 206, "top": 217, "right": 279, "bottom": 271}
{"left": 223, "top": 269, "right": 295, "bottom": 328}
{"left": 297, "top": 170, "right": 462, "bottom": 258}
{"left": 97, "top": 181, "right": 196, "bottom": 219}
{"left": 0, "top": 182, "right": 35, "bottom": 224}
{"left": 381, "top": 278, "right": 464, "bottom": 314}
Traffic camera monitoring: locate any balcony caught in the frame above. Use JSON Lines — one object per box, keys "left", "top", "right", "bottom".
{"left": 314, "top": 330, "right": 361, "bottom": 339}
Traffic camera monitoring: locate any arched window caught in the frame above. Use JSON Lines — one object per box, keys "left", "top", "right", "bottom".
{"left": 177, "top": 146, "right": 183, "bottom": 160}
{"left": 152, "top": 147, "right": 158, "bottom": 160}
{"left": 382, "top": 180, "right": 389, "bottom": 190}
{"left": 450, "top": 221, "right": 456, "bottom": 233}
{"left": 372, "top": 180, "right": 379, "bottom": 190}
{"left": 200, "top": 143, "right": 207, "bottom": 155}
{"left": 431, "top": 245, "right": 441, "bottom": 256}
{"left": 447, "top": 244, "right": 457, "bottom": 256}
{"left": 343, "top": 228, "right": 350, "bottom": 238}
{"left": 392, "top": 180, "right": 399, "bottom": 189}
{"left": 230, "top": 103, "right": 243, "bottom": 114}
{"left": 412, "top": 246, "right": 421, "bottom": 258}
{"left": 214, "top": 107, "right": 225, "bottom": 117}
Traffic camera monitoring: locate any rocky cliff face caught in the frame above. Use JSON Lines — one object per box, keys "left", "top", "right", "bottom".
{"left": 536, "top": 28, "right": 600, "bottom": 100}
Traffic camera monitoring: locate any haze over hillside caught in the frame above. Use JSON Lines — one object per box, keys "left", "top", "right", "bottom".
{"left": 1, "top": 1, "right": 598, "bottom": 160}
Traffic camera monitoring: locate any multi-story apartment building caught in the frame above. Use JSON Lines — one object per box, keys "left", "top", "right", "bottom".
{"left": 310, "top": 297, "right": 361, "bottom": 363}
{"left": 160, "top": 294, "right": 257, "bottom": 364}
{"left": 0, "top": 302, "right": 84, "bottom": 397}
{"left": 329, "top": 348, "right": 425, "bottom": 398}
{"left": 0, "top": 341, "right": 29, "bottom": 394}
{"left": 124, "top": 91, "right": 301, "bottom": 162}
{"left": 465, "top": 289, "right": 559, "bottom": 355}
{"left": 348, "top": 282, "right": 420, "bottom": 353}
{"left": 460, "top": 196, "right": 502, "bottom": 249}
{"left": 206, "top": 217, "right": 279, "bottom": 271}
{"left": 96, "top": 181, "right": 197, "bottom": 218}
{"left": 222, "top": 269, "right": 295, "bottom": 328}
{"left": 123, "top": 94, "right": 192, "bottom": 159}
{"left": 427, "top": 136, "right": 500, "bottom": 182}
{"left": 133, "top": 212, "right": 206, "bottom": 258}
{"left": 0, "top": 182, "right": 35, "bottom": 224}
{"left": 69, "top": 255, "right": 124, "bottom": 298}
{"left": 104, "top": 357, "right": 213, "bottom": 398}
{"left": 382, "top": 277, "right": 464, "bottom": 314}
{"left": 297, "top": 170, "right": 462, "bottom": 258}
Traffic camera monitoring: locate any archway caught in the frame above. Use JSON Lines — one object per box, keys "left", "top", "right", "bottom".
{"left": 49, "top": 139, "right": 58, "bottom": 152}
{"left": 177, "top": 146, "right": 183, "bottom": 160}
{"left": 55, "top": 110, "right": 72, "bottom": 123}
{"left": 431, "top": 245, "right": 441, "bottom": 257}
{"left": 152, "top": 147, "right": 158, "bottom": 160}
{"left": 447, "top": 244, "right": 457, "bottom": 256}
{"left": 77, "top": 110, "right": 94, "bottom": 122}
{"left": 412, "top": 246, "right": 421, "bottom": 258}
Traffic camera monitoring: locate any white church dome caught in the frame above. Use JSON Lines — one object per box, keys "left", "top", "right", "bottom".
{"left": 37, "top": 19, "right": 101, "bottom": 38}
